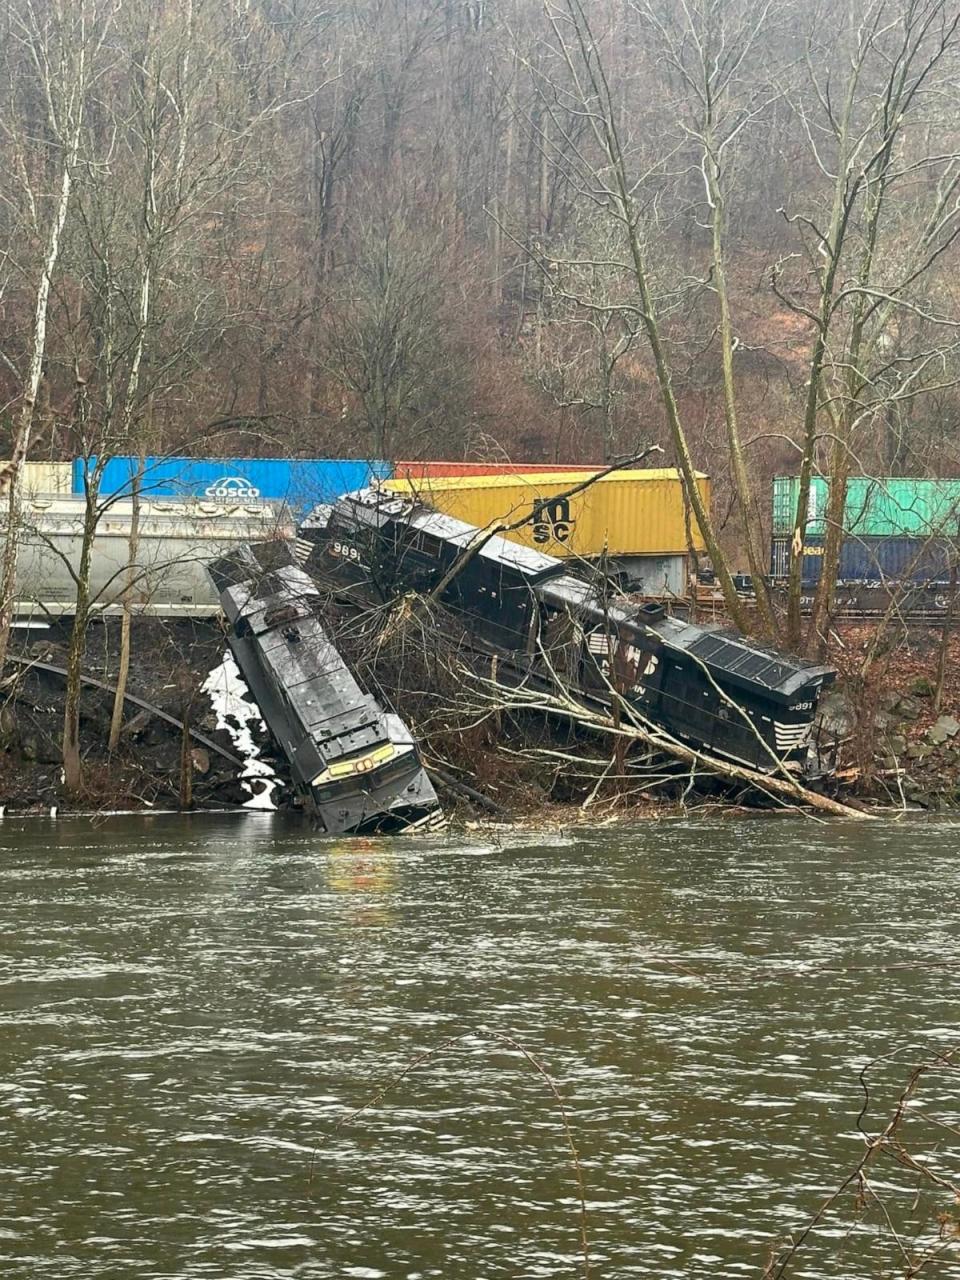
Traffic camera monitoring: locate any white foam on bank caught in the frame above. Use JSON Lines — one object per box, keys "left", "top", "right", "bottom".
{"left": 201, "top": 652, "right": 280, "bottom": 810}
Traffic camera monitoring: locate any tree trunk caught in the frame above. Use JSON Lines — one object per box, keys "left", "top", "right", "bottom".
{"left": 179, "top": 699, "right": 194, "bottom": 809}
{"left": 705, "top": 145, "right": 778, "bottom": 638}
{"left": 805, "top": 451, "right": 849, "bottom": 659}
{"left": 62, "top": 501, "right": 97, "bottom": 794}
{"left": 934, "top": 556, "right": 958, "bottom": 713}
{"left": 0, "top": 151, "right": 78, "bottom": 672}
{"left": 108, "top": 457, "right": 145, "bottom": 752}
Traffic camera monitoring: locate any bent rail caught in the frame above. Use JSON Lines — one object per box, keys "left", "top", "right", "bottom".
{"left": 6, "top": 654, "right": 243, "bottom": 769}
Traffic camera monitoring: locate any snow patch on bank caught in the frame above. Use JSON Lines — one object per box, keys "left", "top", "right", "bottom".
{"left": 201, "top": 652, "right": 280, "bottom": 810}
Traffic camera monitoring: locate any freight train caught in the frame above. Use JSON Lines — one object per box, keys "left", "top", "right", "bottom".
{"left": 208, "top": 544, "right": 443, "bottom": 834}
{"left": 301, "top": 489, "right": 836, "bottom": 779}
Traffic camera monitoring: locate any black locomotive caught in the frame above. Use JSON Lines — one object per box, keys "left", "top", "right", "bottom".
{"left": 208, "top": 543, "right": 443, "bottom": 834}
{"left": 301, "top": 489, "right": 836, "bottom": 778}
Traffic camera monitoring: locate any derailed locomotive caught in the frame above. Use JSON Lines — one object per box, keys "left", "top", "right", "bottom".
{"left": 208, "top": 544, "right": 443, "bottom": 834}
{"left": 301, "top": 488, "right": 836, "bottom": 779}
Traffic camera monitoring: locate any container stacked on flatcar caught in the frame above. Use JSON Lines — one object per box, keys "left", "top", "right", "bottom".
{"left": 771, "top": 475, "right": 960, "bottom": 585}
{"left": 77, "top": 456, "right": 390, "bottom": 517}
{"left": 383, "top": 468, "right": 708, "bottom": 598}
{"left": 394, "top": 461, "right": 599, "bottom": 478}
{"left": 305, "top": 488, "right": 835, "bottom": 778}
{"left": 0, "top": 460, "right": 74, "bottom": 496}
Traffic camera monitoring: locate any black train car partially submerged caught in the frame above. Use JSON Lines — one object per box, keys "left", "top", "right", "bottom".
{"left": 302, "top": 489, "right": 836, "bottom": 779}
{"left": 208, "top": 545, "right": 443, "bottom": 834}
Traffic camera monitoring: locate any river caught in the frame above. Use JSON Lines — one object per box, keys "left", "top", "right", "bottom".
{"left": 0, "top": 814, "right": 957, "bottom": 1279}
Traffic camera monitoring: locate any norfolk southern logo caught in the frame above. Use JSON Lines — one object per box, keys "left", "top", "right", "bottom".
{"left": 203, "top": 475, "right": 261, "bottom": 500}
{"left": 532, "top": 495, "right": 575, "bottom": 544}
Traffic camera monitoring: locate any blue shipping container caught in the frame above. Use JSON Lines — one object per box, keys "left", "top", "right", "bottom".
{"left": 74, "top": 457, "right": 390, "bottom": 516}
{"left": 771, "top": 535, "right": 953, "bottom": 584}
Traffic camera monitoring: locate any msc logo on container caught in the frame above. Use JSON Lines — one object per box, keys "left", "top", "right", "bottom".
{"left": 203, "top": 475, "right": 261, "bottom": 500}
{"left": 531, "top": 495, "right": 575, "bottom": 544}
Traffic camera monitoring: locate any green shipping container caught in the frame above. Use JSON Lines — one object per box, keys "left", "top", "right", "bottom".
{"left": 772, "top": 475, "right": 960, "bottom": 539}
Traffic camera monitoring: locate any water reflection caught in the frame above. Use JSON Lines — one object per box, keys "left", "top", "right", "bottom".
{"left": 326, "top": 839, "right": 397, "bottom": 928}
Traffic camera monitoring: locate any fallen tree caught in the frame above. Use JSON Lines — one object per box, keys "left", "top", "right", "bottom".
{"left": 462, "top": 660, "right": 869, "bottom": 821}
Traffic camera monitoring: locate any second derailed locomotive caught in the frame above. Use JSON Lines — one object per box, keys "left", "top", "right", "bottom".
{"left": 301, "top": 488, "right": 836, "bottom": 780}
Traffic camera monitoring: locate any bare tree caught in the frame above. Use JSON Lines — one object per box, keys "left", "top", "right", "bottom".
{"left": 776, "top": 0, "right": 960, "bottom": 652}
{"left": 53, "top": 0, "right": 326, "bottom": 791}
{"left": 325, "top": 204, "right": 475, "bottom": 459}
{"left": 506, "top": 0, "right": 763, "bottom": 630}
{"left": 625, "top": 0, "right": 786, "bottom": 636}
{"left": 0, "top": 0, "right": 115, "bottom": 674}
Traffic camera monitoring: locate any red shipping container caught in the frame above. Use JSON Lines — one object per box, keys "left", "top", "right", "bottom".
{"left": 394, "top": 461, "right": 599, "bottom": 479}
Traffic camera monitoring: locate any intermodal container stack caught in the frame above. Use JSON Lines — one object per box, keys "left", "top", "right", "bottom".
{"left": 771, "top": 475, "right": 960, "bottom": 584}
{"left": 76, "top": 456, "right": 390, "bottom": 516}
{"left": 384, "top": 468, "right": 708, "bottom": 597}
{"left": 395, "top": 461, "right": 598, "bottom": 478}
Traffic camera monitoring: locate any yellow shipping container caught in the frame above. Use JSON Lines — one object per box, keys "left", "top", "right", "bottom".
{"left": 0, "top": 461, "right": 73, "bottom": 496}
{"left": 383, "top": 468, "right": 708, "bottom": 557}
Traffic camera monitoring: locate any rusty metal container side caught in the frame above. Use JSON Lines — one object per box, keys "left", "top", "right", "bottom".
{"left": 383, "top": 469, "right": 708, "bottom": 556}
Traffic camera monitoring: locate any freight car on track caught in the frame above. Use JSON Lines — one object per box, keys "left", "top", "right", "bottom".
{"left": 208, "top": 544, "right": 443, "bottom": 834}
{"left": 8, "top": 495, "right": 295, "bottom": 618}
{"left": 302, "top": 488, "right": 835, "bottom": 779}
{"left": 771, "top": 474, "right": 960, "bottom": 587}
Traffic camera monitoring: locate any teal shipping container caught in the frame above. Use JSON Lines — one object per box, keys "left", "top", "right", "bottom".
{"left": 772, "top": 475, "right": 960, "bottom": 538}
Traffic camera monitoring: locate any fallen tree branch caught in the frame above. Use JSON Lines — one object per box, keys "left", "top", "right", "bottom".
{"left": 426, "top": 762, "right": 515, "bottom": 819}
{"left": 465, "top": 665, "right": 871, "bottom": 820}
{"left": 5, "top": 653, "right": 243, "bottom": 769}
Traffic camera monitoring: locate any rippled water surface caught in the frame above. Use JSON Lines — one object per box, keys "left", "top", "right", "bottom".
{"left": 1, "top": 814, "right": 958, "bottom": 1279}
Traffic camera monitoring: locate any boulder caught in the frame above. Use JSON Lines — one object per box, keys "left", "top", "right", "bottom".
{"left": 905, "top": 786, "right": 934, "bottom": 809}
{"left": 816, "top": 689, "right": 856, "bottom": 740}
{"left": 19, "top": 731, "right": 61, "bottom": 764}
{"left": 927, "top": 715, "right": 960, "bottom": 746}
{"left": 893, "top": 695, "right": 921, "bottom": 721}
{"left": 909, "top": 676, "right": 935, "bottom": 699}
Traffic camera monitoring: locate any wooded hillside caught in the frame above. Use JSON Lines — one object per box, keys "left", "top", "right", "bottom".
{"left": 2, "top": 0, "right": 960, "bottom": 649}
